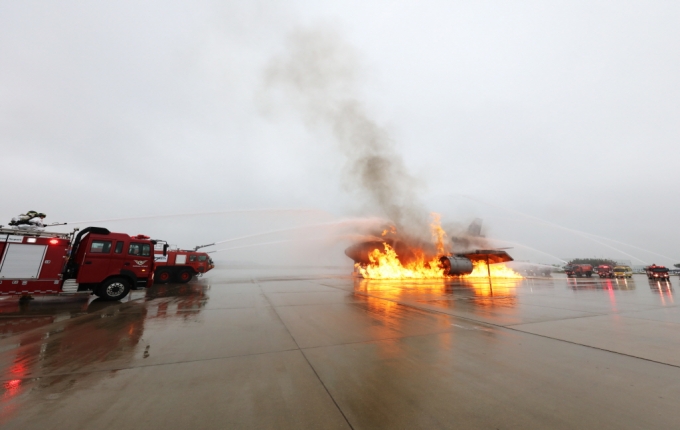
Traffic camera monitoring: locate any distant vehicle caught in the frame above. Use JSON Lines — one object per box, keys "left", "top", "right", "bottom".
{"left": 613, "top": 265, "right": 633, "bottom": 278}
{"left": 153, "top": 247, "right": 214, "bottom": 284}
{"left": 645, "top": 264, "right": 670, "bottom": 280}
{"left": 596, "top": 265, "right": 614, "bottom": 278}
{"left": 565, "top": 264, "right": 593, "bottom": 278}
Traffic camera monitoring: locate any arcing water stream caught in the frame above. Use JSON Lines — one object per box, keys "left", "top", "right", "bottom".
{"left": 459, "top": 195, "right": 677, "bottom": 265}
{"left": 63, "top": 208, "right": 330, "bottom": 225}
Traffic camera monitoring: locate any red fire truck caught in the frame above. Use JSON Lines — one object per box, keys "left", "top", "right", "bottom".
{"left": 565, "top": 264, "right": 593, "bottom": 278}
{"left": 0, "top": 226, "right": 158, "bottom": 301}
{"left": 645, "top": 264, "right": 670, "bottom": 280}
{"left": 596, "top": 265, "right": 614, "bottom": 278}
{"left": 153, "top": 247, "right": 214, "bottom": 284}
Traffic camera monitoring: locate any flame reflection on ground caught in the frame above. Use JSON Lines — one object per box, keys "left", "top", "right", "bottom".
{"left": 354, "top": 277, "right": 522, "bottom": 301}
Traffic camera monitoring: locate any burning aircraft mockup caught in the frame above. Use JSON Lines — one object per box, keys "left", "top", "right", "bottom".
{"left": 345, "top": 216, "right": 521, "bottom": 279}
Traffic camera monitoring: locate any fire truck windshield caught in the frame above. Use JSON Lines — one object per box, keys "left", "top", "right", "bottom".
{"left": 129, "top": 243, "right": 150, "bottom": 256}
{"left": 651, "top": 268, "right": 668, "bottom": 272}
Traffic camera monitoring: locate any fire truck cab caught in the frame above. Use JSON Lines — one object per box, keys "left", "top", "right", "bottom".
{"left": 0, "top": 226, "right": 156, "bottom": 301}
{"left": 153, "top": 247, "right": 214, "bottom": 284}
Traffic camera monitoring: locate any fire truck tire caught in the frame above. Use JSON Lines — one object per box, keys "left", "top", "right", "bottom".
{"left": 176, "top": 269, "right": 193, "bottom": 283}
{"left": 96, "top": 278, "right": 131, "bottom": 301}
{"left": 156, "top": 269, "right": 172, "bottom": 284}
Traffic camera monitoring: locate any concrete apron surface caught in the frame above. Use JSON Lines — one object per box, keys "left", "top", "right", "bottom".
{"left": 0, "top": 270, "right": 679, "bottom": 429}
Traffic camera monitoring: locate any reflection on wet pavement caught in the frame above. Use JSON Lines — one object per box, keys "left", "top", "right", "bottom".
{"left": 1, "top": 271, "right": 680, "bottom": 429}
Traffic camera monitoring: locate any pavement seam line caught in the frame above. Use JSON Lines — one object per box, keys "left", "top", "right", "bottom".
{"left": 607, "top": 314, "right": 680, "bottom": 326}
{"left": 260, "top": 285, "right": 355, "bottom": 430}
{"left": 504, "top": 325, "right": 680, "bottom": 369}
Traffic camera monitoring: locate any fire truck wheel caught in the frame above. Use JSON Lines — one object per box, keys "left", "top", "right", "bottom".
{"left": 97, "top": 278, "right": 131, "bottom": 301}
{"left": 176, "top": 269, "right": 193, "bottom": 283}
{"left": 156, "top": 269, "right": 172, "bottom": 284}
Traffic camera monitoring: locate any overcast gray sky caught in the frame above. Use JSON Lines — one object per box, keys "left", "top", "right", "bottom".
{"left": 2, "top": 1, "right": 678, "bottom": 267}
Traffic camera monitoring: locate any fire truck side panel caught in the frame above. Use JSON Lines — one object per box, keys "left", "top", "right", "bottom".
{"left": 37, "top": 240, "right": 69, "bottom": 279}
{"left": 0, "top": 244, "right": 47, "bottom": 279}
{"left": 0, "top": 233, "right": 69, "bottom": 295}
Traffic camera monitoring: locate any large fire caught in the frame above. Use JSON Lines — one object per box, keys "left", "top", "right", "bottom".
{"left": 357, "top": 243, "right": 445, "bottom": 279}
{"left": 355, "top": 213, "right": 522, "bottom": 280}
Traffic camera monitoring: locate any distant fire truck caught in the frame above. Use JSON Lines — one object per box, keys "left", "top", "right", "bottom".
{"left": 645, "top": 264, "right": 670, "bottom": 280}
{"left": 0, "top": 226, "right": 159, "bottom": 300}
{"left": 153, "top": 247, "right": 214, "bottom": 284}
{"left": 564, "top": 264, "right": 593, "bottom": 278}
{"left": 596, "top": 265, "right": 614, "bottom": 278}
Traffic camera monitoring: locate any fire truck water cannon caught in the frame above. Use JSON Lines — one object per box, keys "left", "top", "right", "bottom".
{"left": 3, "top": 211, "right": 69, "bottom": 231}
{"left": 193, "top": 243, "right": 215, "bottom": 251}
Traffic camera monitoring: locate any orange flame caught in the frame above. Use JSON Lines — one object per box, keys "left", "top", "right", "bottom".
{"left": 463, "top": 260, "right": 523, "bottom": 279}
{"left": 357, "top": 243, "right": 445, "bottom": 279}
{"left": 430, "top": 213, "right": 448, "bottom": 255}
{"left": 356, "top": 213, "right": 523, "bottom": 280}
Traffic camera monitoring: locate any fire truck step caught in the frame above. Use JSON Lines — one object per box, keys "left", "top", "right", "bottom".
{"left": 61, "top": 279, "right": 79, "bottom": 293}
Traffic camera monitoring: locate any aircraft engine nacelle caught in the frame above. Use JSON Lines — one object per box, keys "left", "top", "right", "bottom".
{"left": 439, "top": 256, "right": 474, "bottom": 276}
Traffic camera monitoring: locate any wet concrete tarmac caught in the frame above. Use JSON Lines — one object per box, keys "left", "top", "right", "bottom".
{"left": 1, "top": 270, "right": 679, "bottom": 429}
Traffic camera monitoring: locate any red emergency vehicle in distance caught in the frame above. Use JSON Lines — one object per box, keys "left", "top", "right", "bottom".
{"left": 645, "top": 264, "right": 670, "bottom": 280}
{"left": 153, "top": 247, "right": 214, "bottom": 284}
{"left": 0, "top": 226, "right": 158, "bottom": 301}
{"left": 564, "top": 264, "right": 593, "bottom": 278}
{"left": 596, "top": 265, "right": 614, "bottom": 278}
